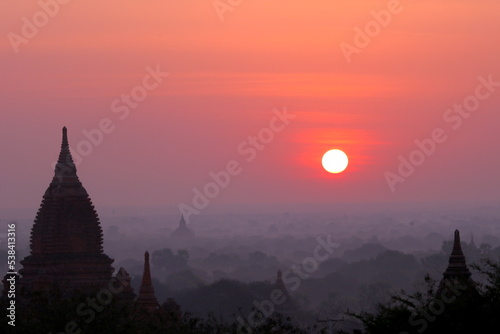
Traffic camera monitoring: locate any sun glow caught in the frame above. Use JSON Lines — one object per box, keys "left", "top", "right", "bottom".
{"left": 322, "top": 149, "right": 349, "bottom": 174}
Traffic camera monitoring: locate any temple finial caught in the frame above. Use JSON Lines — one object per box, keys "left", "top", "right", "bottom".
{"left": 51, "top": 127, "right": 80, "bottom": 186}
{"left": 62, "top": 126, "right": 68, "bottom": 149}
{"left": 142, "top": 251, "right": 152, "bottom": 287}
{"left": 58, "top": 126, "right": 72, "bottom": 164}
{"left": 452, "top": 229, "right": 463, "bottom": 255}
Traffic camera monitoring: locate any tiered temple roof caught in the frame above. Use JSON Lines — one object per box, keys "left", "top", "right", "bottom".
{"left": 437, "top": 229, "right": 474, "bottom": 296}
{"left": 18, "top": 127, "right": 114, "bottom": 294}
{"left": 116, "top": 267, "right": 136, "bottom": 302}
{"left": 7, "top": 127, "right": 182, "bottom": 321}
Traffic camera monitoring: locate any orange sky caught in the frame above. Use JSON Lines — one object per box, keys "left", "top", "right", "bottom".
{"left": 1, "top": 0, "right": 500, "bottom": 214}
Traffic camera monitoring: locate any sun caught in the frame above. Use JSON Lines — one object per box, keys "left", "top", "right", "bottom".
{"left": 322, "top": 149, "right": 349, "bottom": 174}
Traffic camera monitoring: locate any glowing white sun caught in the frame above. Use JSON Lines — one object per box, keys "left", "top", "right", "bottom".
{"left": 322, "top": 149, "right": 349, "bottom": 174}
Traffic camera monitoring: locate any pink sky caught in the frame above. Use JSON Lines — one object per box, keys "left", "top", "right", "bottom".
{"left": 1, "top": 0, "right": 499, "bottom": 214}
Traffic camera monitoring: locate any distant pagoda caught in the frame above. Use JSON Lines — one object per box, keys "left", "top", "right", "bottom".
{"left": 275, "top": 269, "right": 290, "bottom": 301}
{"left": 135, "top": 251, "right": 161, "bottom": 311}
{"left": 17, "top": 127, "right": 114, "bottom": 294}
{"left": 171, "top": 215, "right": 195, "bottom": 239}
{"left": 437, "top": 229, "right": 475, "bottom": 297}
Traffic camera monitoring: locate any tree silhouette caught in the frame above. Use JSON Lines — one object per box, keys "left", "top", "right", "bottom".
{"left": 346, "top": 259, "right": 500, "bottom": 334}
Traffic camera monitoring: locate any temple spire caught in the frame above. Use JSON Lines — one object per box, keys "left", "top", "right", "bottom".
{"left": 62, "top": 126, "right": 68, "bottom": 149}
{"left": 437, "top": 229, "right": 473, "bottom": 296}
{"left": 447, "top": 230, "right": 469, "bottom": 272}
{"left": 51, "top": 126, "right": 80, "bottom": 187}
{"left": 470, "top": 233, "right": 477, "bottom": 249}
{"left": 452, "top": 230, "right": 464, "bottom": 256}
{"left": 275, "top": 269, "right": 290, "bottom": 300}
{"left": 58, "top": 126, "right": 72, "bottom": 163}
{"left": 136, "top": 251, "right": 160, "bottom": 311}
{"left": 142, "top": 251, "right": 152, "bottom": 286}
{"left": 179, "top": 215, "right": 187, "bottom": 228}
{"left": 171, "top": 215, "right": 195, "bottom": 238}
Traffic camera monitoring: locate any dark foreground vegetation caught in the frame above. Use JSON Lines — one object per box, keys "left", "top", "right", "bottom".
{"left": 1, "top": 258, "right": 499, "bottom": 334}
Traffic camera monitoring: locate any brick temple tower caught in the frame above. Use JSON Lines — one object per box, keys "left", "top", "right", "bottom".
{"left": 135, "top": 251, "right": 161, "bottom": 311}
{"left": 17, "top": 127, "right": 114, "bottom": 294}
{"left": 437, "top": 229, "right": 474, "bottom": 297}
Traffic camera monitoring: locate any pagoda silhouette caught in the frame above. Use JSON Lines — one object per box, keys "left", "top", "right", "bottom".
{"left": 15, "top": 127, "right": 114, "bottom": 294}
{"left": 171, "top": 215, "right": 195, "bottom": 239}
{"left": 437, "top": 229, "right": 476, "bottom": 297}
{"left": 0, "top": 126, "right": 186, "bottom": 333}
{"left": 136, "top": 251, "right": 161, "bottom": 311}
